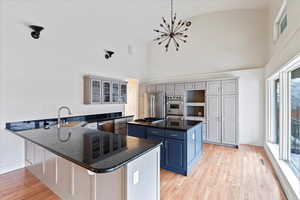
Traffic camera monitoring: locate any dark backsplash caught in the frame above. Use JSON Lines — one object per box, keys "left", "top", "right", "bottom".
{"left": 6, "top": 112, "right": 123, "bottom": 131}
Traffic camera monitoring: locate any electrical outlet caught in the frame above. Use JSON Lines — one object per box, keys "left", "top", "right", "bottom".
{"left": 133, "top": 170, "right": 139, "bottom": 185}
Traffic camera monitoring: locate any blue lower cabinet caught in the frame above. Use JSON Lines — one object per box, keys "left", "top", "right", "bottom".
{"left": 165, "top": 138, "right": 186, "bottom": 174}
{"left": 147, "top": 135, "right": 165, "bottom": 167}
{"left": 128, "top": 124, "right": 147, "bottom": 139}
{"left": 130, "top": 123, "right": 203, "bottom": 176}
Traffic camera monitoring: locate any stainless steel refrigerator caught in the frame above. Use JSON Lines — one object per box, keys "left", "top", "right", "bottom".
{"left": 147, "top": 92, "right": 166, "bottom": 118}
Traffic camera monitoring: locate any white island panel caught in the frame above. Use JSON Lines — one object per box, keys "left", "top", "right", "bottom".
{"left": 25, "top": 140, "right": 160, "bottom": 200}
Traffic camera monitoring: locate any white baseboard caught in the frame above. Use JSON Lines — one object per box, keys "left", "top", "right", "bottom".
{"left": 264, "top": 143, "right": 299, "bottom": 200}
{"left": 0, "top": 162, "right": 25, "bottom": 175}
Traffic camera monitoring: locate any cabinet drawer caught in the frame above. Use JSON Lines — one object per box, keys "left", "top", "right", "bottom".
{"left": 165, "top": 129, "right": 185, "bottom": 140}
{"left": 147, "top": 128, "right": 165, "bottom": 137}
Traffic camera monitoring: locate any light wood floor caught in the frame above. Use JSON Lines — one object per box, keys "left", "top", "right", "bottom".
{"left": 0, "top": 144, "right": 287, "bottom": 200}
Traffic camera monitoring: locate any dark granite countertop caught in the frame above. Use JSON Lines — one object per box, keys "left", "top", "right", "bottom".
{"left": 128, "top": 119, "right": 202, "bottom": 131}
{"left": 10, "top": 127, "right": 161, "bottom": 173}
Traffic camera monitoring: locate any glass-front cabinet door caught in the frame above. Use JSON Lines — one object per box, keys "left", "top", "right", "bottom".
{"left": 120, "top": 82, "right": 127, "bottom": 104}
{"left": 102, "top": 81, "right": 112, "bottom": 103}
{"left": 91, "top": 80, "right": 101, "bottom": 104}
{"left": 112, "top": 82, "right": 120, "bottom": 103}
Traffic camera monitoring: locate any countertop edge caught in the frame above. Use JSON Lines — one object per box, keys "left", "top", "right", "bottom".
{"left": 127, "top": 121, "right": 202, "bottom": 131}
{"left": 9, "top": 129, "right": 161, "bottom": 174}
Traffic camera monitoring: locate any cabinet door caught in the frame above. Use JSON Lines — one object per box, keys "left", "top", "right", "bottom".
{"left": 91, "top": 80, "right": 101, "bottom": 103}
{"left": 184, "top": 82, "right": 194, "bottom": 90}
{"left": 56, "top": 157, "right": 72, "bottom": 195}
{"left": 32, "top": 145, "right": 44, "bottom": 178}
{"left": 207, "top": 81, "right": 221, "bottom": 96}
{"left": 73, "top": 165, "right": 92, "bottom": 200}
{"left": 44, "top": 151, "right": 56, "bottom": 187}
{"left": 165, "top": 84, "right": 175, "bottom": 96}
{"left": 222, "top": 95, "right": 237, "bottom": 145}
{"left": 165, "top": 138, "right": 184, "bottom": 170}
{"left": 25, "top": 140, "right": 34, "bottom": 165}
{"left": 102, "top": 81, "right": 112, "bottom": 103}
{"left": 222, "top": 80, "right": 238, "bottom": 95}
{"left": 120, "top": 82, "right": 127, "bottom": 104}
{"left": 112, "top": 82, "right": 120, "bottom": 103}
{"left": 207, "top": 95, "right": 222, "bottom": 143}
{"left": 174, "top": 83, "right": 185, "bottom": 96}
{"left": 147, "top": 135, "right": 165, "bottom": 167}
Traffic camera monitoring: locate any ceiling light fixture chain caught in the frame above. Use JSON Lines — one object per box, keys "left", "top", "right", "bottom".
{"left": 153, "top": 0, "right": 192, "bottom": 52}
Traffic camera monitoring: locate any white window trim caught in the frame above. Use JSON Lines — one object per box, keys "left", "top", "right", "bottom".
{"left": 266, "top": 54, "right": 300, "bottom": 199}
{"left": 273, "top": 0, "right": 287, "bottom": 42}
{"left": 267, "top": 73, "right": 280, "bottom": 144}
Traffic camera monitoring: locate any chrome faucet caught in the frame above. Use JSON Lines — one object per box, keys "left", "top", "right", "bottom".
{"left": 57, "top": 106, "right": 72, "bottom": 128}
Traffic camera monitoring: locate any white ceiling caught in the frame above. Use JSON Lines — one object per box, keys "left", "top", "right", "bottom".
{"left": 3, "top": 0, "right": 269, "bottom": 42}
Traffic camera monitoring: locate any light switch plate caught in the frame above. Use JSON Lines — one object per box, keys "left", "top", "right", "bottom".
{"left": 133, "top": 170, "right": 139, "bottom": 185}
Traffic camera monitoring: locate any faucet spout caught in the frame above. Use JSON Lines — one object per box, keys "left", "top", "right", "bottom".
{"left": 57, "top": 106, "right": 72, "bottom": 128}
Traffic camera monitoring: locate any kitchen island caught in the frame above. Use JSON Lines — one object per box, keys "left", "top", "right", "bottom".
{"left": 128, "top": 119, "right": 203, "bottom": 176}
{"left": 7, "top": 126, "right": 161, "bottom": 200}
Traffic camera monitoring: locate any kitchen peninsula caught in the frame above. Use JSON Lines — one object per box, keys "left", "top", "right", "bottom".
{"left": 6, "top": 113, "right": 161, "bottom": 200}
{"left": 128, "top": 119, "right": 203, "bottom": 176}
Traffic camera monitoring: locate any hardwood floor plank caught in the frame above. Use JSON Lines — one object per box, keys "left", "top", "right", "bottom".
{"left": 0, "top": 144, "right": 287, "bottom": 200}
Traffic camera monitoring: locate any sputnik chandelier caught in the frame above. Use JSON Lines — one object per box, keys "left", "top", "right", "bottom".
{"left": 154, "top": 0, "right": 192, "bottom": 52}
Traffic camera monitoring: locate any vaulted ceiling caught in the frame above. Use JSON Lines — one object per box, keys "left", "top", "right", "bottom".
{"left": 2, "top": 0, "right": 269, "bottom": 42}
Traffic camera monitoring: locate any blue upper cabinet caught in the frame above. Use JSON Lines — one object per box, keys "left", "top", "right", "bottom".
{"left": 127, "top": 122, "right": 203, "bottom": 176}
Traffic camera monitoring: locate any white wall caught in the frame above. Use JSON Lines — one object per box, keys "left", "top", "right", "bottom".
{"left": 0, "top": 1, "right": 148, "bottom": 174}
{"left": 232, "top": 68, "right": 265, "bottom": 146}
{"left": 146, "top": 10, "right": 268, "bottom": 81}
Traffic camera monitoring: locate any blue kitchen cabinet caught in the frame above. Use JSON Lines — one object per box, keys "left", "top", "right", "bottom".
{"left": 128, "top": 122, "right": 203, "bottom": 176}
{"left": 165, "top": 138, "right": 186, "bottom": 173}
{"left": 127, "top": 124, "right": 147, "bottom": 139}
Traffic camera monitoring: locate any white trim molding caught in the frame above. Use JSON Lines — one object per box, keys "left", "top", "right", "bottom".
{"left": 265, "top": 54, "right": 300, "bottom": 200}
{"left": 265, "top": 143, "right": 299, "bottom": 200}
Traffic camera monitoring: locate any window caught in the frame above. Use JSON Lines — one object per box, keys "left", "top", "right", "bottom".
{"left": 267, "top": 55, "right": 300, "bottom": 179}
{"left": 279, "top": 13, "right": 287, "bottom": 34}
{"left": 273, "top": 1, "right": 287, "bottom": 41}
{"left": 290, "top": 67, "right": 300, "bottom": 174}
